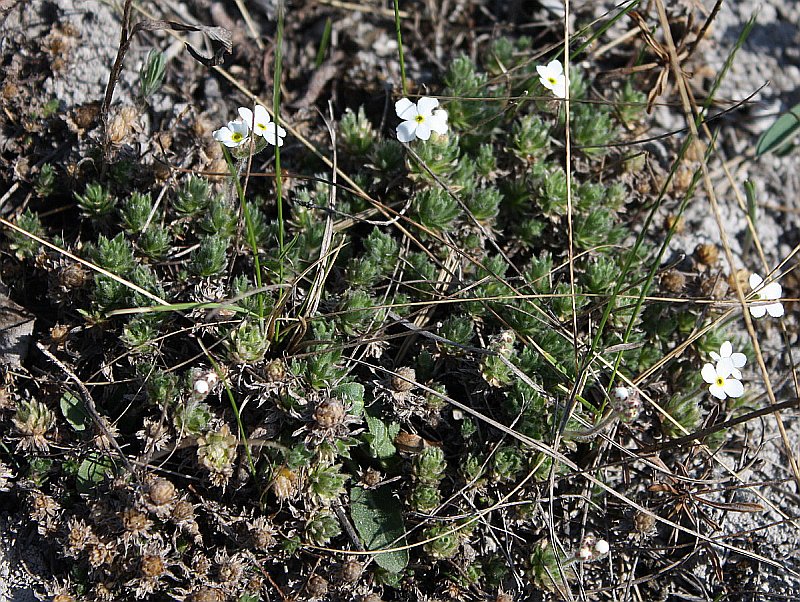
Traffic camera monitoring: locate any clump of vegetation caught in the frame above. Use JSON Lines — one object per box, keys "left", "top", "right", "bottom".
{"left": 0, "top": 2, "right": 789, "bottom": 601}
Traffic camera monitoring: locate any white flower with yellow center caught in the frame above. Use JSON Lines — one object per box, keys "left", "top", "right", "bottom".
{"left": 212, "top": 119, "right": 250, "bottom": 148}
{"left": 710, "top": 341, "right": 746, "bottom": 380}
{"left": 701, "top": 362, "right": 744, "bottom": 400}
{"left": 238, "top": 104, "right": 286, "bottom": 147}
{"left": 536, "top": 59, "right": 567, "bottom": 98}
{"left": 395, "top": 97, "right": 449, "bottom": 142}
{"left": 748, "top": 272, "right": 784, "bottom": 318}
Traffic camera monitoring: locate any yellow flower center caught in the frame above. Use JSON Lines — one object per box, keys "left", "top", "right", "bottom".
{"left": 256, "top": 123, "right": 266, "bottom": 132}
{"left": 415, "top": 115, "right": 425, "bottom": 123}
{"left": 715, "top": 376, "right": 724, "bottom": 387}
{"left": 548, "top": 77, "right": 557, "bottom": 85}
{"left": 231, "top": 132, "right": 243, "bottom": 142}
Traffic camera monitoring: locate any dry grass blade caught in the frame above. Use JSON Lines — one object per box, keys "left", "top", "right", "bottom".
{"left": 652, "top": 0, "right": 800, "bottom": 494}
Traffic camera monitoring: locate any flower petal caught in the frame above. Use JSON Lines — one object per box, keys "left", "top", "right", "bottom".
{"left": 730, "top": 352, "right": 746, "bottom": 368}
{"left": 766, "top": 302, "right": 785, "bottom": 318}
{"left": 720, "top": 341, "right": 732, "bottom": 358}
{"left": 761, "top": 281, "right": 782, "bottom": 300}
{"left": 238, "top": 107, "right": 255, "bottom": 128}
{"left": 708, "top": 384, "right": 727, "bottom": 400}
{"left": 701, "top": 363, "right": 717, "bottom": 385}
{"left": 716, "top": 361, "right": 733, "bottom": 379}
{"left": 414, "top": 122, "right": 432, "bottom": 141}
{"left": 715, "top": 357, "right": 734, "bottom": 376}
{"left": 213, "top": 127, "right": 231, "bottom": 142}
{"left": 428, "top": 109, "right": 449, "bottom": 135}
{"left": 552, "top": 76, "right": 567, "bottom": 98}
{"left": 546, "top": 59, "right": 563, "bottom": 75}
{"left": 417, "top": 96, "right": 439, "bottom": 117}
{"left": 730, "top": 368, "right": 743, "bottom": 380}
{"left": 395, "top": 98, "right": 417, "bottom": 120}
{"left": 749, "top": 273, "right": 764, "bottom": 290}
{"left": 710, "top": 352, "right": 721, "bottom": 362}
{"left": 723, "top": 378, "right": 744, "bottom": 398}
{"left": 396, "top": 120, "right": 417, "bottom": 142}
{"left": 749, "top": 304, "right": 767, "bottom": 318}
{"left": 254, "top": 104, "right": 271, "bottom": 124}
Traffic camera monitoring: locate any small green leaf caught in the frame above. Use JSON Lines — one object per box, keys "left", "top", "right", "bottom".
{"left": 332, "top": 382, "right": 365, "bottom": 415}
{"left": 364, "top": 415, "right": 399, "bottom": 459}
{"left": 755, "top": 102, "right": 800, "bottom": 156}
{"left": 350, "top": 486, "right": 408, "bottom": 573}
{"left": 59, "top": 392, "right": 90, "bottom": 432}
{"left": 77, "top": 453, "right": 114, "bottom": 493}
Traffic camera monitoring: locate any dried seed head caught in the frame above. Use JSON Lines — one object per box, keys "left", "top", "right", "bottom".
{"left": 633, "top": 510, "right": 657, "bottom": 535}
{"left": 359, "top": 467, "right": 382, "bottom": 488}
{"left": 140, "top": 553, "right": 166, "bottom": 578}
{"left": 306, "top": 575, "right": 329, "bottom": 598}
{"left": 314, "top": 398, "right": 345, "bottom": 429}
{"left": 272, "top": 466, "right": 298, "bottom": 500}
{"left": 391, "top": 367, "right": 416, "bottom": 392}
{"left": 699, "top": 274, "right": 729, "bottom": 300}
{"left": 694, "top": 243, "right": 719, "bottom": 266}
{"left": 107, "top": 105, "right": 138, "bottom": 144}
{"left": 265, "top": 358, "right": 287, "bottom": 382}
{"left": 171, "top": 500, "right": 195, "bottom": 523}
{"left": 671, "top": 164, "right": 694, "bottom": 193}
{"left": 663, "top": 214, "right": 685, "bottom": 234}
{"left": 50, "top": 323, "right": 71, "bottom": 346}
{"left": 147, "top": 478, "right": 176, "bottom": 507}
{"left": 66, "top": 517, "right": 96, "bottom": 555}
{"left": 121, "top": 508, "right": 151, "bottom": 536}
{"left": 53, "top": 596, "right": 76, "bottom": 602}
{"left": 361, "top": 595, "right": 383, "bottom": 602}
{"left": 727, "top": 269, "right": 750, "bottom": 293}
{"left": 215, "top": 550, "right": 245, "bottom": 584}
{"left": 339, "top": 559, "right": 363, "bottom": 583}
{"left": 660, "top": 269, "right": 686, "bottom": 293}
{"left": 87, "top": 541, "right": 116, "bottom": 568}
{"left": 189, "top": 587, "right": 225, "bottom": 602}
{"left": 249, "top": 516, "right": 276, "bottom": 551}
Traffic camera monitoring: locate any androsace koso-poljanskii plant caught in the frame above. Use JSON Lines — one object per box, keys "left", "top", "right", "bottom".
{"left": 6, "top": 4, "right": 797, "bottom": 597}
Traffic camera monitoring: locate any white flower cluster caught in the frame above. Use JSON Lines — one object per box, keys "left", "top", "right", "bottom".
{"left": 748, "top": 272, "right": 784, "bottom": 319}
{"left": 213, "top": 104, "right": 286, "bottom": 149}
{"left": 575, "top": 533, "right": 609, "bottom": 562}
{"left": 702, "top": 341, "right": 746, "bottom": 400}
{"left": 394, "top": 97, "right": 449, "bottom": 142}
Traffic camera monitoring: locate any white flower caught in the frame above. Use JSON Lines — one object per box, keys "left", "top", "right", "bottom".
{"left": 536, "top": 59, "right": 567, "bottom": 98}
{"left": 395, "top": 97, "right": 449, "bottom": 142}
{"left": 709, "top": 341, "right": 746, "bottom": 380}
{"left": 748, "top": 273, "right": 784, "bottom": 318}
{"left": 238, "top": 104, "right": 286, "bottom": 147}
{"left": 594, "top": 539, "right": 610, "bottom": 556}
{"left": 701, "top": 362, "right": 744, "bottom": 400}
{"left": 212, "top": 119, "right": 250, "bottom": 148}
